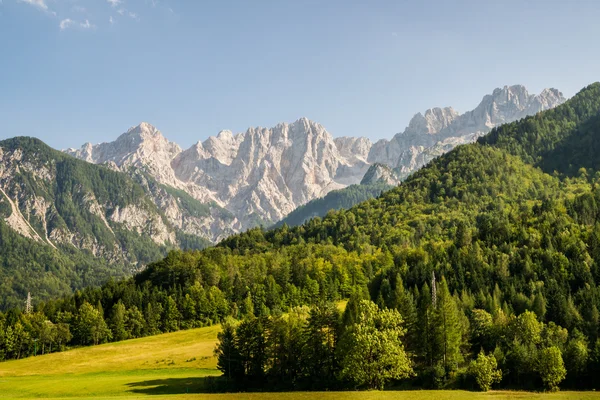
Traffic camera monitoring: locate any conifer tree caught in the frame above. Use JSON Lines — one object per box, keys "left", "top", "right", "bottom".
{"left": 109, "top": 301, "right": 127, "bottom": 341}
{"left": 433, "top": 277, "right": 463, "bottom": 373}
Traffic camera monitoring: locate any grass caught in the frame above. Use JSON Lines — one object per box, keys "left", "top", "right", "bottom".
{"left": 1, "top": 324, "right": 599, "bottom": 400}
{"left": 0, "top": 325, "right": 221, "bottom": 376}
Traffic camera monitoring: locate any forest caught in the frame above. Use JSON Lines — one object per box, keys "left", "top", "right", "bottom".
{"left": 274, "top": 181, "right": 392, "bottom": 228}
{"left": 2, "top": 83, "right": 600, "bottom": 392}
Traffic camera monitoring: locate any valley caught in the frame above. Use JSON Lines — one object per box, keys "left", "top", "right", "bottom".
{"left": 5, "top": 2, "right": 600, "bottom": 398}
{"left": 2, "top": 83, "right": 600, "bottom": 395}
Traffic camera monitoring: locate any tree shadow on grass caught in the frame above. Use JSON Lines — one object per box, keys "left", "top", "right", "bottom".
{"left": 126, "top": 376, "right": 232, "bottom": 395}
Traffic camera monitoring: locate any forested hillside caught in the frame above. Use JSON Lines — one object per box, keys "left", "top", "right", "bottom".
{"left": 2, "top": 83, "right": 600, "bottom": 392}
{"left": 0, "top": 137, "right": 210, "bottom": 309}
{"left": 274, "top": 182, "right": 391, "bottom": 228}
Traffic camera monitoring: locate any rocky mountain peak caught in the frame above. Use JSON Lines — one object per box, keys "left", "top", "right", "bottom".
{"left": 531, "top": 88, "right": 566, "bottom": 111}
{"left": 480, "top": 85, "right": 534, "bottom": 112}
{"left": 404, "top": 107, "right": 459, "bottom": 137}
{"left": 360, "top": 163, "right": 401, "bottom": 186}
{"left": 288, "top": 117, "right": 326, "bottom": 139}
{"left": 118, "top": 122, "right": 178, "bottom": 150}
{"left": 128, "top": 121, "right": 161, "bottom": 135}
{"left": 216, "top": 129, "right": 234, "bottom": 141}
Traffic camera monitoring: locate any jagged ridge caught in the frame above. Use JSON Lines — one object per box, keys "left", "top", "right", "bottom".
{"left": 66, "top": 85, "right": 564, "bottom": 241}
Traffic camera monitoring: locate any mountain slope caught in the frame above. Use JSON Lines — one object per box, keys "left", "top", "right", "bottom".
{"left": 369, "top": 85, "right": 565, "bottom": 177}
{"left": 0, "top": 137, "right": 174, "bottom": 255}
{"left": 480, "top": 82, "right": 600, "bottom": 172}
{"left": 274, "top": 181, "right": 392, "bottom": 228}
{"left": 67, "top": 86, "right": 564, "bottom": 241}
{"left": 219, "top": 84, "right": 600, "bottom": 315}
{"left": 0, "top": 137, "right": 214, "bottom": 309}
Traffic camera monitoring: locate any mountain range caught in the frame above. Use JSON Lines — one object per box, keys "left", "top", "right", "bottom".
{"left": 0, "top": 84, "right": 566, "bottom": 307}
{"left": 66, "top": 85, "right": 565, "bottom": 239}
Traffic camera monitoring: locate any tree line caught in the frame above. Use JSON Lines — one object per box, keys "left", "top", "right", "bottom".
{"left": 215, "top": 276, "right": 598, "bottom": 392}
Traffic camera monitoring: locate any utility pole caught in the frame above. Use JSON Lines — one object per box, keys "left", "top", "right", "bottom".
{"left": 25, "top": 292, "right": 32, "bottom": 314}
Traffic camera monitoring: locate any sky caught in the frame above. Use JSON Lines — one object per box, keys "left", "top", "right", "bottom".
{"left": 1, "top": 0, "right": 599, "bottom": 150}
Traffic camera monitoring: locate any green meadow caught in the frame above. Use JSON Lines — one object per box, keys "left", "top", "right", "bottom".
{"left": 0, "top": 324, "right": 599, "bottom": 400}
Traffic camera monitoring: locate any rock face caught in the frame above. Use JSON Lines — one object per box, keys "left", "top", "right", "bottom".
{"left": 360, "top": 163, "right": 401, "bottom": 186}
{"left": 368, "top": 86, "right": 566, "bottom": 175}
{"left": 66, "top": 85, "right": 565, "bottom": 242}
{"left": 68, "top": 118, "right": 373, "bottom": 233}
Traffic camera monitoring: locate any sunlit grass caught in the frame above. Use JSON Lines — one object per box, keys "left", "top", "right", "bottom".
{"left": 0, "top": 325, "right": 221, "bottom": 377}
{"left": 1, "top": 323, "right": 598, "bottom": 399}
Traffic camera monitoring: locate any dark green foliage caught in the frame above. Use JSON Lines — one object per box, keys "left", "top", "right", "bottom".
{"left": 274, "top": 182, "right": 392, "bottom": 228}
{"left": 215, "top": 320, "right": 243, "bottom": 381}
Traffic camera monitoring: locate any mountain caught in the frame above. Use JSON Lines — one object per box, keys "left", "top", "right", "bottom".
{"left": 67, "top": 86, "right": 564, "bottom": 241}
{"left": 368, "top": 85, "right": 566, "bottom": 177}
{"left": 0, "top": 84, "right": 567, "bottom": 306}
{"left": 68, "top": 119, "right": 371, "bottom": 237}
{"left": 0, "top": 137, "right": 216, "bottom": 309}
{"left": 12, "top": 83, "right": 600, "bottom": 391}
{"left": 360, "top": 163, "right": 401, "bottom": 186}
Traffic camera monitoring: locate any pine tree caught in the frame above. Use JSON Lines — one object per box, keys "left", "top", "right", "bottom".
{"left": 417, "top": 282, "right": 436, "bottom": 367}
{"left": 393, "top": 274, "right": 417, "bottom": 352}
{"left": 109, "top": 302, "right": 127, "bottom": 341}
{"left": 433, "top": 277, "right": 463, "bottom": 373}
{"left": 144, "top": 302, "right": 161, "bottom": 336}
{"left": 304, "top": 303, "right": 340, "bottom": 388}
{"left": 215, "top": 320, "right": 242, "bottom": 382}
{"left": 162, "top": 296, "right": 181, "bottom": 332}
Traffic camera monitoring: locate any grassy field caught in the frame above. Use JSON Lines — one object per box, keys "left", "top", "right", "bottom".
{"left": 1, "top": 324, "right": 599, "bottom": 400}
{"left": 0, "top": 325, "right": 221, "bottom": 376}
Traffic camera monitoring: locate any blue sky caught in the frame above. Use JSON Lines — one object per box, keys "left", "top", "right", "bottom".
{"left": 1, "top": 0, "right": 599, "bottom": 150}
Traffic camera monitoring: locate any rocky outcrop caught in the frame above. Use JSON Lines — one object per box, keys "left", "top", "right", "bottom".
{"left": 361, "top": 163, "right": 401, "bottom": 186}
